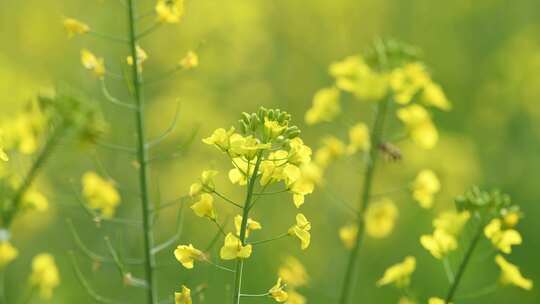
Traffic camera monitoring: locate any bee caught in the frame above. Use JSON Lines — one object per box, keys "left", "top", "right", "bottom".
{"left": 378, "top": 142, "right": 402, "bottom": 162}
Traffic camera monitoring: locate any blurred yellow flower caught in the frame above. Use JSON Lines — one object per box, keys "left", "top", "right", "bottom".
{"left": 433, "top": 211, "right": 470, "bottom": 236}
{"left": 314, "top": 136, "right": 345, "bottom": 168}
{"left": 484, "top": 218, "right": 522, "bottom": 254}
{"left": 288, "top": 213, "right": 311, "bottom": 250}
{"left": 495, "top": 255, "right": 533, "bottom": 290}
{"left": 420, "top": 229, "right": 457, "bottom": 259}
{"left": 63, "top": 18, "right": 90, "bottom": 38}
{"left": 422, "top": 82, "right": 452, "bottom": 111}
{"left": 339, "top": 224, "right": 358, "bottom": 249}
{"left": 428, "top": 298, "right": 450, "bottom": 304}
{"left": 264, "top": 118, "right": 287, "bottom": 139}
{"left": 347, "top": 122, "right": 371, "bottom": 155}
{"left": 174, "top": 244, "right": 204, "bottom": 269}
{"left": 190, "top": 193, "right": 216, "bottom": 220}
{"left": 399, "top": 297, "right": 417, "bottom": 304}
{"left": 278, "top": 256, "right": 309, "bottom": 288}
{"left": 175, "top": 285, "right": 192, "bottom": 304}
{"left": 503, "top": 210, "right": 521, "bottom": 227}
{"left": 189, "top": 170, "right": 218, "bottom": 196}
{"left": 305, "top": 87, "right": 341, "bottom": 125}
{"left": 0, "top": 241, "right": 18, "bottom": 267}
{"left": 269, "top": 277, "right": 288, "bottom": 302}
{"left": 127, "top": 45, "right": 148, "bottom": 70}
{"left": 1, "top": 105, "right": 45, "bottom": 155}
{"left": 220, "top": 233, "right": 252, "bottom": 260}
{"left": 234, "top": 215, "right": 262, "bottom": 237}
{"left": 179, "top": 51, "right": 198, "bottom": 69}
{"left": 30, "top": 253, "right": 60, "bottom": 299}
{"left": 376, "top": 256, "right": 416, "bottom": 288}
{"left": 365, "top": 198, "right": 398, "bottom": 239}
{"left": 287, "top": 138, "right": 312, "bottom": 166}
{"left": 22, "top": 189, "right": 48, "bottom": 212}
{"left": 389, "top": 62, "right": 430, "bottom": 105}
{"left": 330, "top": 55, "right": 388, "bottom": 101}
{"left": 397, "top": 104, "right": 438, "bottom": 149}
{"left": 202, "top": 127, "right": 235, "bottom": 152}
{"left": 229, "top": 157, "right": 254, "bottom": 186}
{"left": 412, "top": 169, "right": 441, "bottom": 208}
{"left": 287, "top": 290, "right": 306, "bottom": 304}
{"left": 82, "top": 171, "right": 120, "bottom": 218}
{"left": 156, "top": 0, "right": 184, "bottom": 23}
{"left": 289, "top": 173, "right": 315, "bottom": 208}
{"left": 81, "top": 49, "right": 105, "bottom": 78}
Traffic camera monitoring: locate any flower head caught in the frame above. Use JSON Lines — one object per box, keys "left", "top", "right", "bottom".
{"left": 347, "top": 123, "right": 370, "bottom": 154}
{"left": 433, "top": 211, "right": 470, "bottom": 235}
{"left": 202, "top": 127, "right": 235, "bottom": 152}
{"left": 339, "top": 224, "right": 358, "bottom": 249}
{"left": 22, "top": 189, "right": 48, "bottom": 212}
{"left": 190, "top": 193, "right": 216, "bottom": 220}
{"left": 288, "top": 214, "right": 311, "bottom": 250}
{"left": 420, "top": 229, "right": 457, "bottom": 259}
{"left": 220, "top": 233, "right": 252, "bottom": 260}
{"left": 179, "top": 51, "right": 198, "bottom": 69}
{"left": 63, "top": 18, "right": 90, "bottom": 38}
{"left": 82, "top": 171, "right": 120, "bottom": 218}
{"left": 156, "top": 0, "right": 184, "bottom": 23}
{"left": 175, "top": 285, "right": 192, "bottom": 304}
{"left": 484, "top": 218, "right": 522, "bottom": 254}
{"left": 376, "top": 256, "right": 416, "bottom": 288}
{"left": 278, "top": 256, "right": 309, "bottom": 288}
{"left": 189, "top": 170, "right": 218, "bottom": 196}
{"left": 330, "top": 55, "right": 388, "bottom": 101}
{"left": 305, "top": 87, "right": 341, "bottom": 125}
{"left": 29, "top": 254, "right": 60, "bottom": 299}
{"left": 495, "top": 255, "right": 533, "bottom": 290}
{"left": 234, "top": 215, "right": 262, "bottom": 237}
{"left": 365, "top": 198, "right": 398, "bottom": 239}
{"left": 314, "top": 136, "right": 345, "bottom": 168}
{"left": 412, "top": 170, "right": 441, "bottom": 208}
{"left": 174, "top": 244, "right": 204, "bottom": 269}
{"left": 397, "top": 104, "right": 438, "bottom": 149}
{"left": 287, "top": 290, "right": 306, "bottom": 304}
{"left": 127, "top": 45, "right": 148, "bottom": 70}
{"left": 268, "top": 277, "right": 288, "bottom": 302}
{"left": 0, "top": 241, "right": 18, "bottom": 268}
{"left": 81, "top": 49, "right": 105, "bottom": 78}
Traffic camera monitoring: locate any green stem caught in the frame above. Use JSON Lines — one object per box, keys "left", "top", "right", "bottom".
{"left": 232, "top": 154, "right": 263, "bottom": 304}
{"left": 2, "top": 126, "right": 64, "bottom": 227}
{"left": 444, "top": 221, "right": 484, "bottom": 302}
{"left": 126, "top": 1, "right": 156, "bottom": 303}
{"left": 338, "top": 98, "right": 390, "bottom": 304}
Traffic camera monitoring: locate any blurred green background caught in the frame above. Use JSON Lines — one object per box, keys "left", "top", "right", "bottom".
{"left": 1, "top": 0, "right": 539, "bottom": 303}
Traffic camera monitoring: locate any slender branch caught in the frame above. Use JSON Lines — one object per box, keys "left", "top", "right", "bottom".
{"left": 146, "top": 100, "right": 181, "bottom": 148}
{"left": 455, "top": 283, "right": 498, "bottom": 300}
{"left": 203, "top": 258, "right": 235, "bottom": 273}
{"left": 136, "top": 22, "right": 162, "bottom": 39}
{"left": 151, "top": 203, "right": 185, "bottom": 255}
{"left": 250, "top": 233, "right": 289, "bottom": 246}
{"left": 95, "top": 141, "right": 137, "bottom": 154}
{"left": 443, "top": 257, "right": 455, "bottom": 283}
{"left": 89, "top": 30, "right": 129, "bottom": 44}
{"left": 211, "top": 189, "right": 242, "bottom": 209}
{"left": 141, "top": 67, "right": 183, "bottom": 86}
{"left": 100, "top": 78, "right": 136, "bottom": 110}
{"left": 211, "top": 218, "right": 227, "bottom": 236}
{"left": 240, "top": 292, "right": 270, "bottom": 297}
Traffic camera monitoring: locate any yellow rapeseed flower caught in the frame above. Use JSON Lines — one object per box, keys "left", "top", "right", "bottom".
{"left": 346, "top": 123, "right": 371, "bottom": 155}
{"left": 397, "top": 104, "right": 438, "bottom": 149}
{"left": 229, "top": 134, "right": 271, "bottom": 160}
{"left": 30, "top": 254, "right": 60, "bottom": 299}
{"left": 174, "top": 244, "right": 204, "bottom": 269}
{"left": 264, "top": 118, "right": 288, "bottom": 139}
{"left": 428, "top": 298, "right": 450, "bottom": 304}
{"left": 389, "top": 62, "right": 430, "bottom": 105}
{"left": 412, "top": 169, "right": 441, "bottom": 208}
{"left": 288, "top": 214, "right": 311, "bottom": 250}
{"left": 420, "top": 229, "right": 457, "bottom": 259}
{"left": 365, "top": 198, "right": 398, "bottom": 239}
{"left": 287, "top": 290, "right": 306, "bottom": 304}
{"left": 259, "top": 150, "right": 289, "bottom": 185}
{"left": 287, "top": 138, "right": 312, "bottom": 166}
{"left": 503, "top": 210, "right": 521, "bottom": 227}
{"left": 422, "top": 82, "right": 452, "bottom": 111}
{"left": 190, "top": 193, "right": 216, "bottom": 220}
{"left": 289, "top": 173, "right": 315, "bottom": 208}
{"left": 495, "top": 255, "right": 533, "bottom": 290}
{"left": 484, "top": 218, "right": 522, "bottom": 254}
{"left": 268, "top": 277, "right": 288, "bottom": 302}
{"left": 82, "top": 171, "right": 120, "bottom": 218}
{"left": 127, "top": 45, "right": 148, "bottom": 70}
{"left": 63, "top": 18, "right": 90, "bottom": 38}
{"left": 314, "top": 136, "right": 345, "bottom": 168}
{"left": 305, "top": 87, "right": 341, "bottom": 125}
{"left": 202, "top": 127, "right": 235, "bottom": 152}
{"left": 376, "top": 256, "right": 416, "bottom": 288}
{"left": 189, "top": 170, "right": 218, "bottom": 197}
{"left": 339, "top": 224, "right": 358, "bottom": 249}
{"left": 278, "top": 256, "right": 309, "bottom": 288}
{"left": 81, "top": 49, "right": 106, "bottom": 78}
{"left": 234, "top": 215, "right": 262, "bottom": 237}
{"left": 220, "top": 233, "right": 252, "bottom": 260}
{"left": 22, "top": 189, "right": 48, "bottom": 212}
{"left": 155, "top": 0, "right": 184, "bottom": 23}
{"left": 330, "top": 55, "right": 388, "bottom": 101}
{"left": 179, "top": 51, "right": 198, "bottom": 69}
{"left": 0, "top": 241, "right": 18, "bottom": 267}
{"left": 433, "top": 211, "right": 470, "bottom": 236}
{"left": 175, "top": 285, "right": 192, "bottom": 304}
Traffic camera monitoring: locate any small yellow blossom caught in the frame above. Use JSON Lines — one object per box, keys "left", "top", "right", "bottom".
{"left": 495, "top": 255, "right": 533, "bottom": 290}
{"left": 399, "top": 297, "right": 417, "bottom": 304}
{"left": 339, "top": 224, "right": 358, "bottom": 249}
{"left": 190, "top": 193, "right": 216, "bottom": 220}
{"left": 305, "top": 87, "right": 341, "bottom": 125}
{"left": 220, "top": 233, "right": 252, "bottom": 260}
{"left": 234, "top": 215, "right": 262, "bottom": 237}
{"left": 63, "top": 18, "right": 90, "bottom": 38}
{"left": 428, "top": 298, "right": 450, "bottom": 304}
{"left": 503, "top": 210, "right": 521, "bottom": 227}
{"left": 30, "top": 254, "right": 60, "bottom": 299}
{"left": 287, "top": 290, "right": 306, "bottom": 304}
{"left": 156, "top": 0, "right": 184, "bottom": 23}
{"left": 288, "top": 138, "right": 312, "bottom": 166}
{"left": 484, "top": 218, "right": 522, "bottom": 254}
{"left": 268, "top": 277, "right": 288, "bottom": 302}
{"left": 174, "top": 244, "right": 204, "bottom": 269}
{"left": 389, "top": 62, "right": 430, "bottom": 105}
{"left": 420, "top": 229, "right": 457, "bottom": 259}
{"left": 365, "top": 198, "right": 398, "bottom": 239}
{"left": 229, "top": 134, "right": 271, "bottom": 159}
{"left": 259, "top": 150, "right": 289, "bottom": 185}
{"left": 229, "top": 157, "right": 256, "bottom": 186}
{"left": 81, "top": 49, "right": 106, "bottom": 78}
{"left": 289, "top": 173, "right": 315, "bottom": 208}
{"left": 376, "top": 256, "right": 416, "bottom": 288}
{"left": 179, "top": 51, "right": 198, "bottom": 69}
{"left": 422, "top": 82, "right": 451, "bottom": 111}
{"left": 330, "top": 55, "right": 388, "bottom": 101}
{"left": 264, "top": 118, "right": 288, "bottom": 139}
{"left": 22, "top": 189, "right": 48, "bottom": 212}
{"left": 189, "top": 170, "right": 218, "bottom": 196}
{"left": 0, "top": 107, "right": 45, "bottom": 155}
{"left": 314, "top": 136, "right": 345, "bottom": 168}
{"left": 347, "top": 123, "right": 371, "bottom": 154}
{"left": 175, "top": 285, "right": 192, "bottom": 304}
{"left": 433, "top": 211, "right": 470, "bottom": 235}
{"left": 278, "top": 256, "right": 309, "bottom": 288}
{"left": 412, "top": 169, "right": 441, "bottom": 208}
{"left": 397, "top": 104, "right": 438, "bottom": 149}
{"left": 82, "top": 171, "right": 120, "bottom": 218}
{"left": 288, "top": 214, "right": 311, "bottom": 250}
{"left": 202, "top": 127, "right": 235, "bottom": 151}
{"left": 0, "top": 241, "right": 18, "bottom": 267}
{"left": 127, "top": 45, "right": 148, "bottom": 69}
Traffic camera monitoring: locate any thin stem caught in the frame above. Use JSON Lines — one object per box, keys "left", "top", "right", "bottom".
{"left": 444, "top": 220, "right": 485, "bottom": 302}
{"left": 211, "top": 189, "right": 242, "bottom": 209}
{"left": 250, "top": 233, "right": 289, "bottom": 246}
{"left": 338, "top": 97, "right": 390, "bottom": 304}
{"left": 443, "top": 257, "right": 455, "bottom": 283}
{"left": 211, "top": 218, "right": 227, "bottom": 236}
{"left": 126, "top": 1, "right": 156, "bottom": 303}
{"left": 136, "top": 22, "right": 162, "bottom": 39}
{"left": 89, "top": 30, "right": 129, "bottom": 44}
{"left": 455, "top": 283, "right": 498, "bottom": 300}
{"left": 141, "top": 67, "right": 182, "bottom": 86}
{"left": 232, "top": 154, "right": 263, "bottom": 304}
